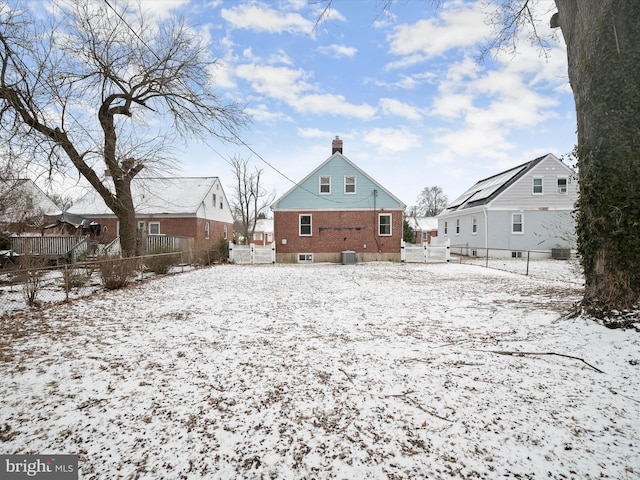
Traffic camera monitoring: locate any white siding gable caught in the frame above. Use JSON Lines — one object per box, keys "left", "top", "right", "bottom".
{"left": 490, "top": 154, "right": 577, "bottom": 210}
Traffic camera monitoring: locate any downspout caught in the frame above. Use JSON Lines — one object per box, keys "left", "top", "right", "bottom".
{"left": 483, "top": 206, "right": 489, "bottom": 267}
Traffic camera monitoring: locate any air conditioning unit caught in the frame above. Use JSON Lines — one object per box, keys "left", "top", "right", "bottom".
{"left": 341, "top": 250, "right": 356, "bottom": 265}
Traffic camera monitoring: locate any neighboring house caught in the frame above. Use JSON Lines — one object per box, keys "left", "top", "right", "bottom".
{"left": 68, "top": 176, "right": 233, "bottom": 248}
{"left": 271, "top": 137, "right": 407, "bottom": 263}
{"left": 251, "top": 218, "right": 274, "bottom": 246}
{"left": 408, "top": 216, "right": 438, "bottom": 245}
{"left": 0, "top": 179, "right": 61, "bottom": 234}
{"left": 437, "top": 153, "right": 578, "bottom": 258}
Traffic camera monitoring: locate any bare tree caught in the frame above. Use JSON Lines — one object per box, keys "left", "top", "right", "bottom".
{"left": 316, "top": 0, "right": 640, "bottom": 322}
{"left": 229, "top": 156, "right": 275, "bottom": 244}
{"left": 0, "top": 1, "right": 248, "bottom": 257}
{"left": 416, "top": 186, "right": 449, "bottom": 217}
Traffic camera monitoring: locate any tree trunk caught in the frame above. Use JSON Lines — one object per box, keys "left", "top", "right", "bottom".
{"left": 555, "top": 0, "right": 640, "bottom": 318}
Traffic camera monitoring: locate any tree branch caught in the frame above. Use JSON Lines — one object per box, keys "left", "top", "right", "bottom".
{"left": 476, "top": 349, "right": 605, "bottom": 374}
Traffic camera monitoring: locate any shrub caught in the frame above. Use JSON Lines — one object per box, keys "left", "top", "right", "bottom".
{"left": 17, "top": 253, "right": 47, "bottom": 307}
{"left": 98, "top": 255, "right": 136, "bottom": 290}
{"left": 144, "top": 250, "right": 180, "bottom": 275}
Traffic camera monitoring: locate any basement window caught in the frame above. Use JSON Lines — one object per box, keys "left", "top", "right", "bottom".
{"left": 298, "top": 253, "right": 313, "bottom": 263}
{"left": 512, "top": 251, "right": 523, "bottom": 258}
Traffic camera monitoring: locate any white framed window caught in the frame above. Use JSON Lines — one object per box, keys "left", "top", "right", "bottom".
{"left": 223, "top": 224, "right": 228, "bottom": 240}
{"left": 378, "top": 213, "right": 392, "bottom": 236}
{"left": 298, "top": 253, "right": 313, "bottom": 263}
{"left": 512, "top": 213, "right": 523, "bottom": 234}
{"left": 220, "top": 201, "right": 223, "bottom": 209}
{"left": 138, "top": 221, "right": 146, "bottom": 231}
{"left": 444, "top": 221, "right": 448, "bottom": 235}
{"left": 455, "top": 219, "right": 460, "bottom": 235}
{"left": 512, "top": 251, "right": 523, "bottom": 258}
{"left": 149, "top": 222, "right": 160, "bottom": 235}
{"left": 253, "top": 232, "right": 263, "bottom": 241}
{"left": 299, "top": 214, "right": 312, "bottom": 236}
{"left": 532, "top": 177, "right": 543, "bottom": 195}
{"left": 557, "top": 177, "right": 568, "bottom": 194}
{"left": 205, "top": 222, "right": 210, "bottom": 240}
{"left": 212, "top": 193, "right": 217, "bottom": 205}
{"left": 472, "top": 217, "right": 477, "bottom": 234}
{"left": 319, "top": 176, "right": 331, "bottom": 194}
{"left": 344, "top": 175, "right": 356, "bottom": 194}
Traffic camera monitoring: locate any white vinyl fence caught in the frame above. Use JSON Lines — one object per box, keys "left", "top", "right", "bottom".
{"left": 401, "top": 239, "right": 450, "bottom": 263}
{"left": 229, "top": 242, "right": 276, "bottom": 264}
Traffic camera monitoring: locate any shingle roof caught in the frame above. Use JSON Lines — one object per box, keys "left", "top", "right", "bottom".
{"left": 68, "top": 177, "right": 220, "bottom": 216}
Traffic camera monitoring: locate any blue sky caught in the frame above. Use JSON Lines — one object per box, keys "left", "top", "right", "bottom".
{"left": 41, "top": 0, "right": 578, "bottom": 211}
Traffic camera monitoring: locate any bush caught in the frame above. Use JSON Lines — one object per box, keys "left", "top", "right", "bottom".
{"left": 17, "top": 254, "right": 47, "bottom": 307}
{"left": 62, "top": 267, "right": 90, "bottom": 290}
{"left": 98, "top": 255, "right": 136, "bottom": 290}
{"left": 144, "top": 250, "right": 181, "bottom": 275}
{"left": 209, "top": 238, "right": 229, "bottom": 264}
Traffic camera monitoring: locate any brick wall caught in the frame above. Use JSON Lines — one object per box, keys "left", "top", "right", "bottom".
{"left": 91, "top": 216, "right": 231, "bottom": 246}
{"left": 274, "top": 210, "right": 403, "bottom": 261}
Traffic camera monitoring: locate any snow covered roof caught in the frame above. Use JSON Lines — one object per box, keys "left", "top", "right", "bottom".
{"left": 254, "top": 218, "right": 273, "bottom": 233}
{"left": 0, "top": 179, "right": 61, "bottom": 217}
{"left": 68, "top": 177, "right": 222, "bottom": 216}
{"left": 409, "top": 216, "right": 438, "bottom": 231}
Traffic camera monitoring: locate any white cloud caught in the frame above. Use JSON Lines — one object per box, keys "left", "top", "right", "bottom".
{"left": 235, "top": 64, "right": 376, "bottom": 120}
{"left": 245, "top": 104, "right": 292, "bottom": 123}
{"left": 363, "top": 128, "right": 421, "bottom": 153}
{"left": 221, "top": 4, "right": 313, "bottom": 34}
{"left": 318, "top": 44, "right": 357, "bottom": 58}
{"left": 297, "top": 128, "right": 332, "bottom": 138}
{"left": 379, "top": 98, "right": 423, "bottom": 121}
{"left": 387, "top": 2, "right": 490, "bottom": 59}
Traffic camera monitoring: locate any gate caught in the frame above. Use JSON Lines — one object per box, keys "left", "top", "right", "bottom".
{"left": 229, "top": 242, "right": 276, "bottom": 264}
{"left": 401, "top": 239, "right": 450, "bottom": 263}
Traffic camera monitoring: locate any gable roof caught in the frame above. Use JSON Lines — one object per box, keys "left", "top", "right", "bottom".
{"left": 272, "top": 151, "right": 406, "bottom": 210}
{"left": 409, "top": 216, "right": 438, "bottom": 231}
{"left": 0, "top": 179, "right": 61, "bottom": 218}
{"left": 254, "top": 218, "right": 273, "bottom": 233}
{"left": 68, "top": 177, "right": 223, "bottom": 216}
{"left": 444, "top": 153, "right": 562, "bottom": 213}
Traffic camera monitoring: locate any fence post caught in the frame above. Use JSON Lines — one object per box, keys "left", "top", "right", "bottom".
{"left": 526, "top": 251, "right": 530, "bottom": 276}
{"left": 445, "top": 239, "right": 451, "bottom": 263}
{"left": 64, "top": 263, "right": 69, "bottom": 302}
{"left": 401, "top": 240, "right": 406, "bottom": 262}
{"left": 250, "top": 243, "right": 255, "bottom": 264}
{"left": 228, "top": 242, "right": 234, "bottom": 263}
{"left": 423, "top": 242, "right": 428, "bottom": 263}
{"left": 271, "top": 241, "right": 276, "bottom": 264}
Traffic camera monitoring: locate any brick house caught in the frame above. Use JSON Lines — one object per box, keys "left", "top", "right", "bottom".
{"left": 408, "top": 216, "right": 439, "bottom": 245}
{"left": 271, "top": 137, "right": 406, "bottom": 263}
{"left": 68, "top": 176, "right": 233, "bottom": 249}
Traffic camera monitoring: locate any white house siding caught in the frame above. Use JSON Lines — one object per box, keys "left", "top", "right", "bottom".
{"left": 490, "top": 155, "right": 578, "bottom": 210}
{"left": 440, "top": 209, "right": 575, "bottom": 255}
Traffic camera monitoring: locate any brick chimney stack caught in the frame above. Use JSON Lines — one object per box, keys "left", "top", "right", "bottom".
{"left": 332, "top": 135, "right": 343, "bottom": 154}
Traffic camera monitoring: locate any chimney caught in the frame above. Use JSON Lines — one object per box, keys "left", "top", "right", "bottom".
{"left": 332, "top": 135, "right": 343, "bottom": 155}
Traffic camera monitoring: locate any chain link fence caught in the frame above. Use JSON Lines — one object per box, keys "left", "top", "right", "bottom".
{"left": 0, "top": 249, "right": 225, "bottom": 317}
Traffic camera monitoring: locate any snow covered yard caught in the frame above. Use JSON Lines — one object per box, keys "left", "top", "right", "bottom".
{"left": 1, "top": 261, "right": 639, "bottom": 479}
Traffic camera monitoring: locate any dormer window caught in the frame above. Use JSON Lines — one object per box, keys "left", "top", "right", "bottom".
{"left": 344, "top": 175, "right": 356, "bottom": 194}
{"left": 319, "top": 176, "right": 331, "bottom": 194}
